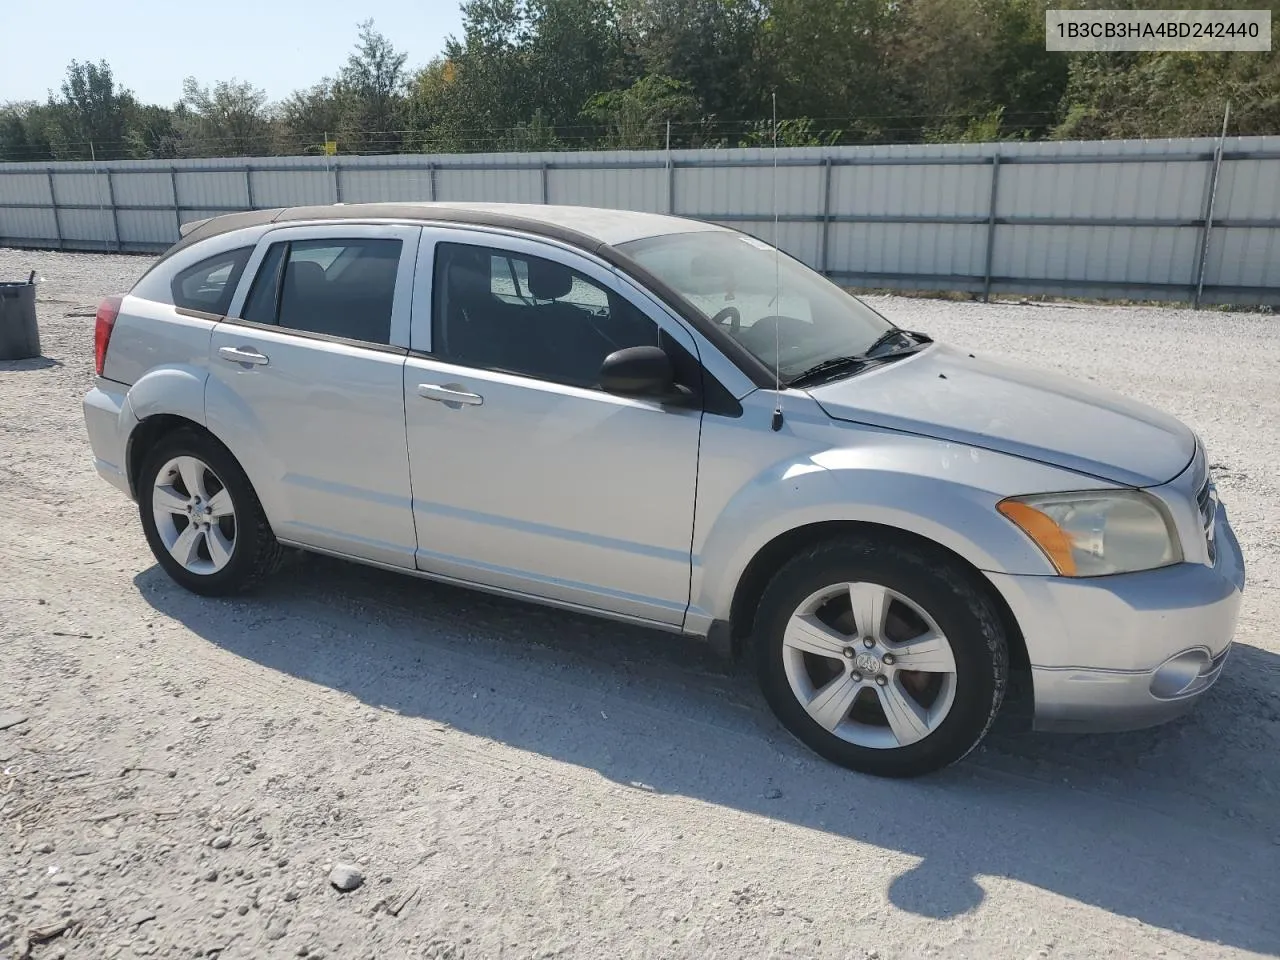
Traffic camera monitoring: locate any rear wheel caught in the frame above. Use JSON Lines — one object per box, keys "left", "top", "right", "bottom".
{"left": 754, "top": 537, "right": 1008, "bottom": 777}
{"left": 137, "top": 429, "right": 282, "bottom": 596}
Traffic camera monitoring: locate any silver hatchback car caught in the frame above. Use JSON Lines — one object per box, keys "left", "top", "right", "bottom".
{"left": 83, "top": 202, "right": 1245, "bottom": 777}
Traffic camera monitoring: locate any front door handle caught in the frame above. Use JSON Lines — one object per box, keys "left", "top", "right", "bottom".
{"left": 417, "top": 383, "right": 484, "bottom": 407}
{"left": 218, "top": 345, "right": 270, "bottom": 366}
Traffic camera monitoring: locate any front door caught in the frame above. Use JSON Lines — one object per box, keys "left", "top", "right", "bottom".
{"left": 402, "top": 232, "right": 703, "bottom": 625}
{"left": 206, "top": 224, "right": 421, "bottom": 567}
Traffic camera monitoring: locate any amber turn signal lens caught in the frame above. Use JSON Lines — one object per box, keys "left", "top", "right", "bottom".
{"left": 997, "top": 499, "right": 1078, "bottom": 576}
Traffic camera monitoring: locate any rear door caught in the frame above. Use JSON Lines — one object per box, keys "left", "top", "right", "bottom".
{"left": 206, "top": 224, "right": 421, "bottom": 568}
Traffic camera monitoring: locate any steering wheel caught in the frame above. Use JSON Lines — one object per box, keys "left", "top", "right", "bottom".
{"left": 709, "top": 305, "right": 741, "bottom": 334}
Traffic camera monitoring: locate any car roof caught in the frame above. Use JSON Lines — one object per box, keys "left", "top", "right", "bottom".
{"left": 172, "top": 202, "right": 726, "bottom": 260}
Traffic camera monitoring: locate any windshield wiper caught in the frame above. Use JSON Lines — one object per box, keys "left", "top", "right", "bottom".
{"left": 863, "top": 327, "right": 931, "bottom": 359}
{"left": 787, "top": 356, "right": 871, "bottom": 388}
{"left": 787, "top": 329, "right": 932, "bottom": 388}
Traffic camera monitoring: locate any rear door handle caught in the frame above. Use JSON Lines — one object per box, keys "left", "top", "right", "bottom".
{"left": 218, "top": 346, "right": 270, "bottom": 366}
{"left": 417, "top": 383, "right": 483, "bottom": 407}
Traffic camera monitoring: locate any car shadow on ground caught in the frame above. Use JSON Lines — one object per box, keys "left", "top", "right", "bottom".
{"left": 136, "top": 555, "right": 1280, "bottom": 954}
{"left": 0, "top": 355, "right": 62, "bottom": 372}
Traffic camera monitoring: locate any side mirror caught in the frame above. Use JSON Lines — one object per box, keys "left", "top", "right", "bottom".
{"left": 599, "top": 345, "right": 694, "bottom": 405}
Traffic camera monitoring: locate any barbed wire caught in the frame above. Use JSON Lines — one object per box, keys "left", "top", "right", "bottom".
{"left": 0, "top": 109, "right": 1236, "bottom": 162}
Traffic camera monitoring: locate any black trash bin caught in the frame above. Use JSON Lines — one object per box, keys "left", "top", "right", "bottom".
{"left": 0, "top": 271, "right": 41, "bottom": 361}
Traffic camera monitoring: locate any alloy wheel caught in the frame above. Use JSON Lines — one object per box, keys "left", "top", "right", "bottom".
{"left": 780, "top": 580, "right": 959, "bottom": 749}
{"left": 151, "top": 455, "right": 237, "bottom": 575}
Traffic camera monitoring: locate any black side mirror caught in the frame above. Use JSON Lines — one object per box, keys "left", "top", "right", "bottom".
{"left": 599, "top": 345, "right": 694, "bottom": 405}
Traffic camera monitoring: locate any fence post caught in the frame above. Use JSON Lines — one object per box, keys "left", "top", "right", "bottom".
{"left": 541, "top": 162, "right": 549, "bottom": 203}
{"left": 1193, "top": 104, "right": 1231, "bottom": 309}
{"left": 666, "top": 120, "right": 675, "bottom": 214}
{"left": 333, "top": 163, "right": 343, "bottom": 203}
{"left": 982, "top": 154, "right": 1002, "bottom": 303}
{"left": 245, "top": 167, "right": 256, "bottom": 210}
{"left": 169, "top": 169, "right": 182, "bottom": 239}
{"left": 427, "top": 162, "right": 437, "bottom": 201}
{"left": 820, "top": 157, "right": 833, "bottom": 276}
{"left": 104, "top": 168, "right": 122, "bottom": 253}
{"left": 46, "top": 169, "right": 63, "bottom": 250}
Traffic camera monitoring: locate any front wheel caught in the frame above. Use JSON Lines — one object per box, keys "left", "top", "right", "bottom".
{"left": 754, "top": 537, "right": 1008, "bottom": 778}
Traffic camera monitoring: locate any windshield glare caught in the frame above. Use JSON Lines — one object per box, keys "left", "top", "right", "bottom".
{"left": 619, "top": 230, "right": 896, "bottom": 381}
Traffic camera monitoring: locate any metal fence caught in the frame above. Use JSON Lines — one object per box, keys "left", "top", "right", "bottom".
{"left": 2, "top": 135, "right": 1279, "bottom": 305}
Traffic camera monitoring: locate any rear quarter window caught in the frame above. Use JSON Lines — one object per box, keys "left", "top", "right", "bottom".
{"left": 170, "top": 247, "right": 253, "bottom": 316}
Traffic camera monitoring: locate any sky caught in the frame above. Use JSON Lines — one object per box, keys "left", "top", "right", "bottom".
{"left": 0, "top": 0, "right": 465, "bottom": 107}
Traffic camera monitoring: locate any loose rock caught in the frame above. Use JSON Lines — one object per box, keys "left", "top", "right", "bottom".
{"left": 328, "top": 863, "right": 364, "bottom": 892}
{"left": 0, "top": 710, "right": 28, "bottom": 731}
{"left": 210, "top": 835, "right": 232, "bottom": 850}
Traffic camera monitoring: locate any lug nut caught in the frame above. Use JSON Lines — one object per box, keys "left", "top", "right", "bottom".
{"left": 875, "top": 675, "right": 888, "bottom": 686}
{"left": 882, "top": 654, "right": 895, "bottom": 666}
{"left": 843, "top": 647, "right": 855, "bottom": 659}
{"left": 851, "top": 672, "right": 863, "bottom": 682}
{"left": 863, "top": 638, "right": 875, "bottom": 649}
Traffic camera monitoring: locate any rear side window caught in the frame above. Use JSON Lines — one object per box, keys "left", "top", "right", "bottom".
{"left": 171, "top": 247, "right": 253, "bottom": 316}
{"left": 236, "top": 238, "right": 401, "bottom": 345}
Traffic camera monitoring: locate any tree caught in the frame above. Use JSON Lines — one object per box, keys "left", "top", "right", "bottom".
{"left": 127, "top": 103, "right": 182, "bottom": 159}
{"left": 886, "top": 0, "right": 1068, "bottom": 142}
{"left": 524, "top": 0, "right": 628, "bottom": 135}
{"left": 177, "top": 77, "right": 272, "bottom": 157}
{"left": 615, "top": 0, "right": 769, "bottom": 130}
{"left": 47, "top": 60, "right": 138, "bottom": 159}
{"left": 764, "top": 0, "right": 897, "bottom": 136}
{"left": 279, "top": 79, "right": 349, "bottom": 154}
{"left": 583, "top": 75, "right": 699, "bottom": 148}
{"left": 338, "top": 20, "right": 409, "bottom": 153}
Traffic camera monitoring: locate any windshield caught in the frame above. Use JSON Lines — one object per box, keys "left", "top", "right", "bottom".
{"left": 618, "top": 230, "right": 898, "bottom": 382}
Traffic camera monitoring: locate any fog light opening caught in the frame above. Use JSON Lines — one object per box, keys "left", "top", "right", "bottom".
{"left": 1149, "top": 648, "right": 1212, "bottom": 700}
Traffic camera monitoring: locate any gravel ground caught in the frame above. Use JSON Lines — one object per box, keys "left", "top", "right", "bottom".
{"left": 2, "top": 249, "right": 1279, "bottom": 960}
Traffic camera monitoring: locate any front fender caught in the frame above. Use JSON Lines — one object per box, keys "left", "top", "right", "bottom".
{"left": 688, "top": 423, "right": 1121, "bottom": 627}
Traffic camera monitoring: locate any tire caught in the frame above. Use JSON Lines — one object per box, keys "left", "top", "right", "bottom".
{"left": 753, "top": 536, "right": 1008, "bottom": 778}
{"left": 137, "top": 428, "right": 283, "bottom": 596}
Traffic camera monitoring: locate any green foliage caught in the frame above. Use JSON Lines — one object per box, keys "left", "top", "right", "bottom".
{"left": 177, "top": 77, "right": 272, "bottom": 157}
{"left": 1, "top": 1, "right": 1276, "bottom": 163}
{"left": 582, "top": 75, "right": 699, "bottom": 148}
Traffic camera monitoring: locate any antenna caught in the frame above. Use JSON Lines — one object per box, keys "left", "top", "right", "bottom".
{"left": 769, "top": 91, "right": 784, "bottom": 432}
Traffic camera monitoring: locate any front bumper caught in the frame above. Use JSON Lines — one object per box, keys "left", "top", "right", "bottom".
{"left": 83, "top": 380, "right": 134, "bottom": 498}
{"left": 988, "top": 503, "right": 1245, "bottom": 733}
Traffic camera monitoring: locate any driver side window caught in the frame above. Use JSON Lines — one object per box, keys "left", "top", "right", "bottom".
{"left": 432, "top": 242, "right": 659, "bottom": 389}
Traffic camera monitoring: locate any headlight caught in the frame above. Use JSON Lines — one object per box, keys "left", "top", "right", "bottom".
{"left": 997, "top": 491, "right": 1182, "bottom": 576}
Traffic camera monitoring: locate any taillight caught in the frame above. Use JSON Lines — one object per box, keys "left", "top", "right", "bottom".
{"left": 94, "top": 296, "right": 122, "bottom": 376}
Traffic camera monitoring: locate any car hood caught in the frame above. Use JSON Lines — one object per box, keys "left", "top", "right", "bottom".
{"left": 806, "top": 343, "right": 1195, "bottom": 487}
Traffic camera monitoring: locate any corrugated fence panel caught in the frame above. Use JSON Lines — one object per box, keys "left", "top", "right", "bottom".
{"left": 2, "top": 136, "right": 1279, "bottom": 303}
{"left": 0, "top": 173, "right": 50, "bottom": 205}
{"left": 996, "top": 225, "right": 1200, "bottom": 285}
{"left": 112, "top": 171, "right": 173, "bottom": 207}
{"left": 547, "top": 167, "right": 666, "bottom": 212}
{"left": 116, "top": 209, "right": 178, "bottom": 246}
{"left": 56, "top": 208, "right": 115, "bottom": 246}
{"left": 175, "top": 171, "right": 248, "bottom": 211}
{"left": 436, "top": 168, "right": 541, "bottom": 202}
{"left": 0, "top": 207, "right": 58, "bottom": 243}
{"left": 340, "top": 167, "right": 434, "bottom": 202}
{"left": 832, "top": 223, "right": 987, "bottom": 280}
{"left": 1202, "top": 154, "right": 1280, "bottom": 291}
{"left": 251, "top": 169, "right": 334, "bottom": 207}
{"left": 52, "top": 172, "right": 110, "bottom": 206}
